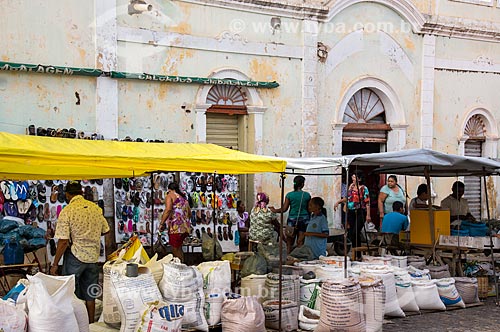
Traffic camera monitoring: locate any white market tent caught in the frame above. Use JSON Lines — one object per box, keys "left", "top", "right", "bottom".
{"left": 283, "top": 148, "right": 500, "bottom": 176}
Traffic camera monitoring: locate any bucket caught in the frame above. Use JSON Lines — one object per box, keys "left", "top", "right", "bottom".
{"left": 3, "top": 238, "right": 24, "bottom": 265}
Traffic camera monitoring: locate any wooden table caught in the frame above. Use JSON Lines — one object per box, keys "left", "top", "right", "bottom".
{"left": 410, "top": 243, "right": 476, "bottom": 276}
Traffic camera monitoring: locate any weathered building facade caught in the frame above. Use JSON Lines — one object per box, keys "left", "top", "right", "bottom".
{"left": 2, "top": 0, "right": 500, "bottom": 226}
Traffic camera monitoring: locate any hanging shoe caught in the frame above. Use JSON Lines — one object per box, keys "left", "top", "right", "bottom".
{"left": 217, "top": 226, "right": 223, "bottom": 241}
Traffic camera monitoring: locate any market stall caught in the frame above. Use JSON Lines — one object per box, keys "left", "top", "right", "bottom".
{"left": 282, "top": 148, "right": 500, "bottom": 309}
{"left": 0, "top": 131, "right": 288, "bottom": 331}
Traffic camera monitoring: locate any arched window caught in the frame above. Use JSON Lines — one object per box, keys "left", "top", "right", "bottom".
{"left": 464, "top": 114, "right": 487, "bottom": 220}
{"left": 342, "top": 88, "right": 391, "bottom": 143}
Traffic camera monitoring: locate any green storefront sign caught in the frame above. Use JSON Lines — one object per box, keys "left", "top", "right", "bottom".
{"left": 0, "top": 61, "right": 279, "bottom": 88}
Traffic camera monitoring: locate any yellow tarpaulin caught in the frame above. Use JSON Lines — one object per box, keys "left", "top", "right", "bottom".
{"left": 0, "top": 132, "right": 286, "bottom": 180}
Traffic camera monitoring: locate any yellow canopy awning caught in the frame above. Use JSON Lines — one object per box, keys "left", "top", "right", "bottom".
{"left": 0, "top": 132, "right": 286, "bottom": 180}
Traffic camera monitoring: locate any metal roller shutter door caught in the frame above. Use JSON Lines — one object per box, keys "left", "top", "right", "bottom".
{"left": 206, "top": 113, "right": 239, "bottom": 150}
{"left": 464, "top": 140, "right": 482, "bottom": 220}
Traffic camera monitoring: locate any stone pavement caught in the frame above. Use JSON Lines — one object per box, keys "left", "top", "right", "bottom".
{"left": 383, "top": 298, "right": 500, "bottom": 332}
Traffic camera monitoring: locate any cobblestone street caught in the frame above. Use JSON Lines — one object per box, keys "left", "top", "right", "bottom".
{"left": 383, "top": 298, "right": 500, "bottom": 332}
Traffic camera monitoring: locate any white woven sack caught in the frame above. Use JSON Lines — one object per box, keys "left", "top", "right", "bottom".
{"left": 359, "top": 276, "right": 385, "bottom": 332}
{"left": 262, "top": 300, "right": 298, "bottom": 331}
{"left": 204, "top": 293, "right": 224, "bottom": 326}
{"left": 315, "top": 278, "right": 366, "bottom": 332}
{"left": 294, "top": 260, "right": 324, "bottom": 276}
{"left": 427, "top": 265, "right": 451, "bottom": 279}
{"left": 159, "top": 260, "right": 203, "bottom": 300}
{"left": 0, "top": 298, "right": 27, "bottom": 332}
{"left": 298, "top": 305, "right": 320, "bottom": 331}
{"left": 319, "top": 255, "right": 351, "bottom": 269}
{"left": 436, "top": 278, "right": 465, "bottom": 308}
{"left": 159, "top": 261, "right": 208, "bottom": 331}
{"left": 134, "top": 301, "right": 184, "bottom": 332}
{"left": 26, "top": 273, "right": 79, "bottom": 332}
{"left": 395, "top": 280, "right": 419, "bottom": 312}
{"left": 314, "top": 265, "right": 344, "bottom": 281}
{"left": 454, "top": 277, "right": 480, "bottom": 304}
{"left": 110, "top": 267, "right": 163, "bottom": 332}
{"left": 103, "top": 252, "right": 141, "bottom": 327}
{"left": 72, "top": 296, "right": 90, "bottom": 332}
{"left": 412, "top": 280, "right": 446, "bottom": 310}
{"left": 221, "top": 296, "right": 266, "bottom": 332}
{"left": 408, "top": 266, "right": 431, "bottom": 280}
{"left": 407, "top": 256, "right": 426, "bottom": 269}
{"left": 144, "top": 253, "right": 173, "bottom": 284}
{"left": 387, "top": 255, "right": 407, "bottom": 268}
{"left": 265, "top": 273, "right": 300, "bottom": 307}
{"left": 361, "top": 266, "right": 405, "bottom": 318}
{"left": 362, "top": 255, "right": 392, "bottom": 265}
{"left": 197, "top": 260, "right": 231, "bottom": 295}
{"left": 299, "top": 278, "right": 321, "bottom": 308}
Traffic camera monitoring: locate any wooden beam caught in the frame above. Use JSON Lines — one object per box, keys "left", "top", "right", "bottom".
{"left": 343, "top": 123, "right": 392, "bottom": 131}
{"left": 342, "top": 137, "right": 387, "bottom": 143}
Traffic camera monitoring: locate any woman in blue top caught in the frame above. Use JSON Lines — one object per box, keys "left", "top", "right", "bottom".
{"left": 378, "top": 175, "right": 406, "bottom": 223}
{"left": 270, "top": 175, "right": 311, "bottom": 253}
{"left": 304, "top": 197, "right": 329, "bottom": 259}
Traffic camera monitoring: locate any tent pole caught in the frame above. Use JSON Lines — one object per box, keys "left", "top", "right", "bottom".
{"left": 212, "top": 172, "right": 217, "bottom": 259}
{"left": 151, "top": 172, "right": 155, "bottom": 256}
{"left": 482, "top": 172, "right": 499, "bottom": 305}
{"left": 344, "top": 167, "right": 349, "bottom": 278}
{"left": 278, "top": 172, "right": 285, "bottom": 331}
{"left": 424, "top": 167, "right": 436, "bottom": 262}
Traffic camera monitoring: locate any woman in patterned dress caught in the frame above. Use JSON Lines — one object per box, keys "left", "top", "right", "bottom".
{"left": 160, "top": 182, "right": 191, "bottom": 261}
{"left": 249, "top": 192, "right": 279, "bottom": 247}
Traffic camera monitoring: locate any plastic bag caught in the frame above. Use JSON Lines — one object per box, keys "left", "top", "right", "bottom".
{"left": 202, "top": 232, "right": 223, "bottom": 261}
{"left": 241, "top": 253, "right": 268, "bottom": 278}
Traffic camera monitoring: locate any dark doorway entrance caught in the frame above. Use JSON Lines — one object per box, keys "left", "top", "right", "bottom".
{"left": 342, "top": 142, "right": 386, "bottom": 228}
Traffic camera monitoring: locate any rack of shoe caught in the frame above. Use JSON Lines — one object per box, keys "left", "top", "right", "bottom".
{"left": 114, "top": 172, "right": 176, "bottom": 247}
{"left": 181, "top": 172, "right": 240, "bottom": 253}
{"left": 0, "top": 179, "right": 106, "bottom": 264}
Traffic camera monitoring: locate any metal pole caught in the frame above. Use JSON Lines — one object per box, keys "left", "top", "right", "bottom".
{"left": 212, "top": 172, "right": 217, "bottom": 259}
{"left": 482, "top": 172, "right": 499, "bottom": 305}
{"left": 278, "top": 173, "right": 285, "bottom": 331}
{"left": 344, "top": 167, "right": 349, "bottom": 278}
{"left": 150, "top": 172, "right": 155, "bottom": 256}
{"left": 424, "top": 167, "right": 436, "bottom": 261}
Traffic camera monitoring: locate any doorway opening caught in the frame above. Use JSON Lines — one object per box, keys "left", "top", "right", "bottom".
{"left": 342, "top": 142, "right": 386, "bottom": 228}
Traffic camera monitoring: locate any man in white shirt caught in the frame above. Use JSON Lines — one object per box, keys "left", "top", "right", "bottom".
{"left": 440, "top": 181, "right": 475, "bottom": 222}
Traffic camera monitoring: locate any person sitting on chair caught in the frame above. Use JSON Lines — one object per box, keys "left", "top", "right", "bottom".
{"left": 381, "top": 201, "right": 409, "bottom": 247}
{"left": 440, "top": 181, "right": 475, "bottom": 222}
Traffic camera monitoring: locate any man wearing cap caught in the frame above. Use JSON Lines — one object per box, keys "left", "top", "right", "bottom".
{"left": 50, "top": 181, "right": 109, "bottom": 323}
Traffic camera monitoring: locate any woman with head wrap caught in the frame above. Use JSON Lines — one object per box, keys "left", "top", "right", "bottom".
{"left": 249, "top": 192, "right": 279, "bottom": 244}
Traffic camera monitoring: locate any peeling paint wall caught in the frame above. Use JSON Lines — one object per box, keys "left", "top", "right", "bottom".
{"left": 317, "top": 2, "right": 423, "bottom": 154}
{"left": 2, "top": 0, "right": 500, "bottom": 220}
{"left": 0, "top": 0, "right": 96, "bottom": 134}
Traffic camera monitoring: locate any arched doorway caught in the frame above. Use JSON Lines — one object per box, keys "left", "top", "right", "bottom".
{"left": 205, "top": 84, "right": 247, "bottom": 150}
{"left": 195, "top": 68, "right": 268, "bottom": 207}
{"left": 341, "top": 88, "right": 392, "bottom": 227}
